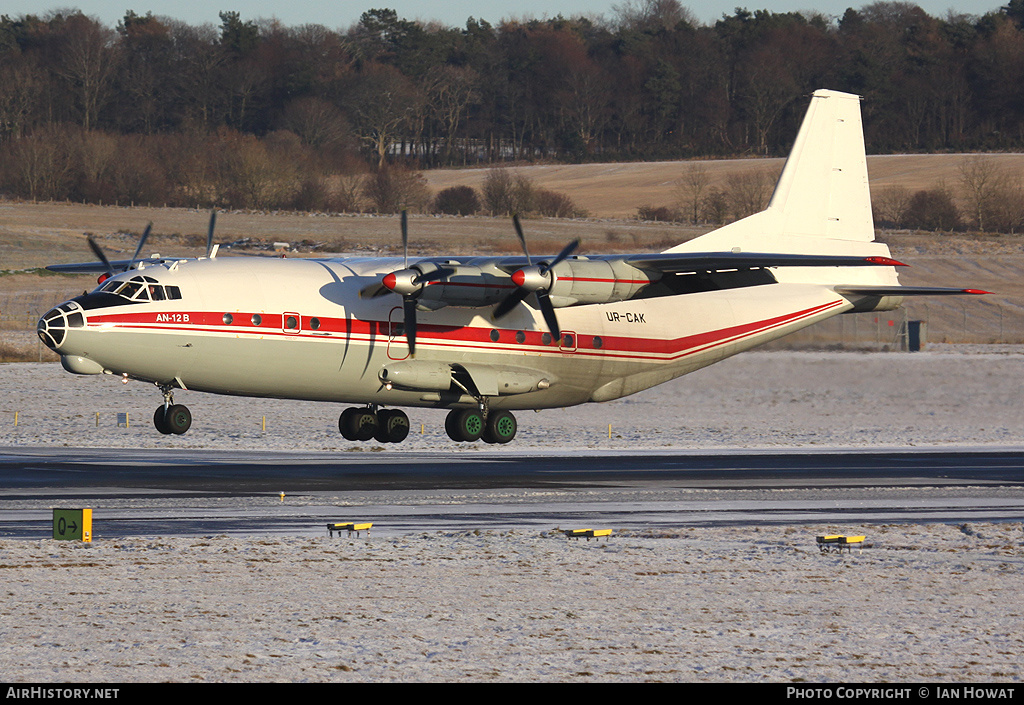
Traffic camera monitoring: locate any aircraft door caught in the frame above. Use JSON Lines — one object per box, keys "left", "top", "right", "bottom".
{"left": 386, "top": 306, "right": 410, "bottom": 360}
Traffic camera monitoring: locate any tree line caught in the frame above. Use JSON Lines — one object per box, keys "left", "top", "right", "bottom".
{"left": 1, "top": 2, "right": 1024, "bottom": 215}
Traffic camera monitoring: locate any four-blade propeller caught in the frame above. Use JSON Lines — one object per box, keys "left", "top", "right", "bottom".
{"left": 84, "top": 210, "right": 218, "bottom": 283}
{"left": 493, "top": 214, "right": 579, "bottom": 340}
{"left": 359, "top": 211, "right": 452, "bottom": 356}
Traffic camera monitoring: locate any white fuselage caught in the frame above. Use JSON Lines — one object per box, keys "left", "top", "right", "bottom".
{"left": 41, "top": 254, "right": 853, "bottom": 411}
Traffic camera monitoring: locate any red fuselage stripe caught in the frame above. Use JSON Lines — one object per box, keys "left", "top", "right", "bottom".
{"left": 84, "top": 300, "right": 843, "bottom": 361}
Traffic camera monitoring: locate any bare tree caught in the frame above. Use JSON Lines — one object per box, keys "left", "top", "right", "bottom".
{"left": 53, "top": 14, "right": 121, "bottom": 131}
{"left": 427, "top": 65, "right": 479, "bottom": 164}
{"left": 958, "top": 155, "right": 1006, "bottom": 232}
{"left": 611, "top": 0, "right": 695, "bottom": 32}
{"left": 344, "top": 64, "right": 419, "bottom": 169}
{"left": 873, "top": 185, "right": 913, "bottom": 228}
{"left": 0, "top": 61, "right": 46, "bottom": 139}
{"left": 674, "top": 162, "right": 714, "bottom": 224}
{"left": 725, "top": 167, "right": 777, "bottom": 220}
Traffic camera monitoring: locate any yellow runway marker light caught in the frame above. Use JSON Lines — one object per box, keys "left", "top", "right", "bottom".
{"left": 816, "top": 535, "right": 866, "bottom": 554}
{"left": 328, "top": 522, "right": 373, "bottom": 537}
{"left": 563, "top": 528, "right": 612, "bottom": 541}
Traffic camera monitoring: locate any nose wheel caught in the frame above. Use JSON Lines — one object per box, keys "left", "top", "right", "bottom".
{"left": 154, "top": 404, "right": 192, "bottom": 435}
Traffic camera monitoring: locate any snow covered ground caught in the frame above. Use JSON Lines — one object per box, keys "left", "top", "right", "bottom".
{"left": 3, "top": 345, "right": 1024, "bottom": 452}
{"left": 1, "top": 347, "right": 1022, "bottom": 682}
{"left": 1, "top": 524, "right": 1021, "bottom": 682}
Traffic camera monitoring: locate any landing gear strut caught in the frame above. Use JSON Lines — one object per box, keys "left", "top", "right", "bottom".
{"left": 339, "top": 407, "right": 410, "bottom": 443}
{"left": 154, "top": 386, "right": 191, "bottom": 435}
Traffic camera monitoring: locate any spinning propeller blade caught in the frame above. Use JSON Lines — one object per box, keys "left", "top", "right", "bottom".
{"left": 494, "top": 216, "right": 579, "bottom": 341}
{"left": 360, "top": 210, "right": 453, "bottom": 355}
{"left": 127, "top": 223, "right": 153, "bottom": 270}
{"left": 206, "top": 210, "right": 217, "bottom": 258}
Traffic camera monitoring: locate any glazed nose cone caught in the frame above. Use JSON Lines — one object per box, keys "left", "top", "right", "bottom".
{"left": 37, "top": 302, "right": 85, "bottom": 352}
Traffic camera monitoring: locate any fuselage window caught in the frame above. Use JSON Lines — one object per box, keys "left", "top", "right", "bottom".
{"left": 310, "top": 317, "right": 321, "bottom": 330}
{"left": 285, "top": 315, "right": 298, "bottom": 330}
{"left": 252, "top": 314, "right": 262, "bottom": 326}
{"left": 515, "top": 331, "right": 525, "bottom": 344}
{"left": 223, "top": 313, "right": 234, "bottom": 325}
{"left": 489, "top": 329, "right": 500, "bottom": 342}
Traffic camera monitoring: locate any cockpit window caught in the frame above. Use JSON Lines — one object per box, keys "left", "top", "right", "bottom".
{"left": 102, "top": 275, "right": 181, "bottom": 302}
{"left": 119, "top": 281, "right": 144, "bottom": 299}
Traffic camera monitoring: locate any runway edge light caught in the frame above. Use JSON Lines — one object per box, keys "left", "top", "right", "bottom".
{"left": 53, "top": 508, "right": 92, "bottom": 542}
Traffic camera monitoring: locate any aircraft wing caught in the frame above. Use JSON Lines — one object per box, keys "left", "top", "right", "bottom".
{"left": 622, "top": 252, "right": 907, "bottom": 273}
{"left": 46, "top": 257, "right": 165, "bottom": 274}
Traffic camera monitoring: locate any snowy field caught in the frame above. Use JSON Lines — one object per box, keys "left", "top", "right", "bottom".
{"left": 1, "top": 347, "right": 1023, "bottom": 682}
{"left": 3, "top": 345, "right": 1024, "bottom": 452}
{"left": 1, "top": 524, "right": 1021, "bottom": 682}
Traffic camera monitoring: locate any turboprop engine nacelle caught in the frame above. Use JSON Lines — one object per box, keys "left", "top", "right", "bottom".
{"left": 539, "top": 258, "right": 660, "bottom": 308}
{"left": 402, "top": 263, "right": 510, "bottom": 310}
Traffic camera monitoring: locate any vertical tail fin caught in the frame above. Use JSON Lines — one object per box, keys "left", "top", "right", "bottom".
{"left": 767, "top": 89, "right": 874, "bottom": 243}
{"left": 667, "top": 89, "right": 881, "bottom": 255}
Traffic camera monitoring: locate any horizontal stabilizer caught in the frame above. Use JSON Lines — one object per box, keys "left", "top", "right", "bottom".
{"left": 836, "top": 286, "right": 991, "bottom": 296}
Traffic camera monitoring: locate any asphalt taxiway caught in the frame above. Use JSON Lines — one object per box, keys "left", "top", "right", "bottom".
{"left": 1, "top": 446, "right": 1022, "bottom": 538}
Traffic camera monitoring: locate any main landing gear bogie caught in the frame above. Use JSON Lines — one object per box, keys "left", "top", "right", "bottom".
{"left": 336, "top": 406, "right": 518, "bottom": 444}
{"left": 445, "top": 408, "right": 517, "bottom": 444}
{"left": 339, "top": 407, "right": 410, "bottom": 444}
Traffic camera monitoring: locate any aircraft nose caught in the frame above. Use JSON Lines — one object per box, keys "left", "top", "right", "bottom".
{"left": 37, "top": 302, "right": 85, "bottom": 352}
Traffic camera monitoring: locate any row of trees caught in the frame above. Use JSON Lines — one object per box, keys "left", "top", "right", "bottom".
{"left": 2, "top": 2, "right": 1024, "bottom": 227}
{"left": 0, "top": 118, "right": 587, "bottom": 216}
{"left": 655, "top": 155, "right": 1024, "bottom": 232}
{"left": 2, "top": 2, "right": 1024, "bottom": 164}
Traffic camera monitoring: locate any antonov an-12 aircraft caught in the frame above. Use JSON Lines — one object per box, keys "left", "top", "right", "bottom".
{"left": 38, "top": 90, "right": 986, "bottom": 444}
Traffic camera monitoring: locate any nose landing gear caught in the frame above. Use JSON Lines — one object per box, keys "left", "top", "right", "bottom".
{"left": 154, "top": 385, "right": 191, "bottom": 435}
{"left": 154, "top": 404, "right": 192, "bottom": 435}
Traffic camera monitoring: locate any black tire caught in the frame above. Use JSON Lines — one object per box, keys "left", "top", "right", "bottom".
{"left": 153, "top": 406, "right": 173, "bottom": 435}
{"left": 447, "top": 408, "right": 484, "bottom": 442}
{"left": 165, "top": 404, "right": 192, "bottom": 435}
{"left": 339, "top": 408, "right": 360, "bottom": 441}
{"left": 352, "top": 409, "right": 379, "bottom": 441}
{"left": 375, "top": 409, "right": 410, "bottom": 443}
{"left": 445, "top": 409, "right": 462, "bottom": 441}
{"left": 483, "top": 410, "right": 517, "bottom": 444}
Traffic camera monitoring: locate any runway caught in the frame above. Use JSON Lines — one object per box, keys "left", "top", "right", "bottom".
{"left": 1, "top": 446, "right": 1022, "bottom": 538}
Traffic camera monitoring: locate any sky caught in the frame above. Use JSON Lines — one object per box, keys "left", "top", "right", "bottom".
{"left": 0, "top": 0, "right": 1012, "bottom": 30}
